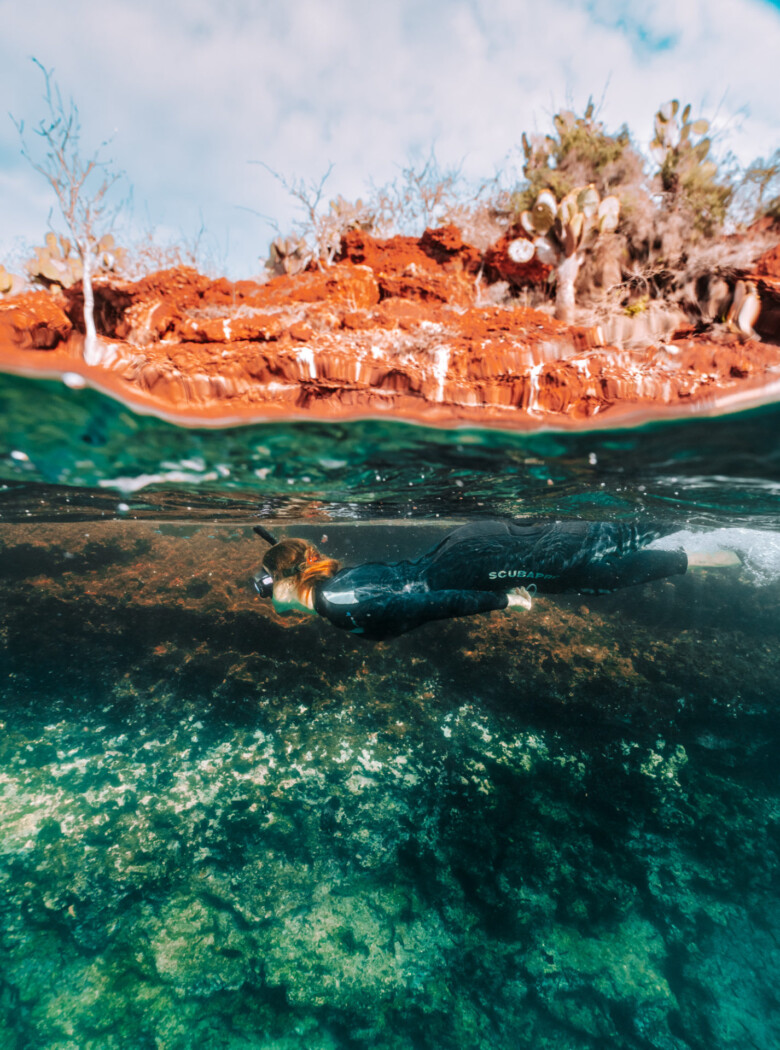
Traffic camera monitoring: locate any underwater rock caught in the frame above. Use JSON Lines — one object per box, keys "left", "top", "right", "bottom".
{"left": 525, "top": 917, "right": 674, "bottom": 1042}
{"left": 0, "top": 521, "right": 778, "bottom": 1046}
{"left": 676, "top": 910, "right": 780, "bottom": 1048}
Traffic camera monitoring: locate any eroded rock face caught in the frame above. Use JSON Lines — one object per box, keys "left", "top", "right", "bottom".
{"left": 483, "top": 229, "right": 552, "bottom": 287}
{"left": 0, "top": 227, "right": 779, "bottom": 428}
{"left": 0, "top": 291, "right": 72, "bottom": 349}
{"left": 756, "top": 242, "right": 780, "bottom": 278}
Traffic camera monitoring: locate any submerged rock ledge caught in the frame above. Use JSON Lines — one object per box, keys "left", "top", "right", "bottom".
{"left": 1, "top": 225, "right": 780, "bottom": 428}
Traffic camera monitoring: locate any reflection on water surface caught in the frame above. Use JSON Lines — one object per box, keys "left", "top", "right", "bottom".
{"left": 3, "top": 371, "right": 780, "bottom": 525}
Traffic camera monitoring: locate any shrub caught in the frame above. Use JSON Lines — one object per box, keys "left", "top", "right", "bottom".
{"left": 25, "top": 232, "right": 124, "bottom": 289}
{"left": 737, "top": 148, "right": 780, "bottom": 223}
{"left": 12, "top": 60, "right": 125, "bottom": 364}
{"left": 650, "top": 100, "right": 733, "bottom": 237}
{"left": 515, "top": 101, "right": 647, "bottom": 212}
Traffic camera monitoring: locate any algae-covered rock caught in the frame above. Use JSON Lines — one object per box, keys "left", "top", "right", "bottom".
{"left": 0, "top": 521, "right": 779, "bottom": 1048}
{"left": 147, "top": 897, "right": 253, "bottom": 995}
{"left": 676, "top": 909, "right": 780, "bottom": 1048}
{"left": 526, "top": 918, "right": 675, "bottom": 1043}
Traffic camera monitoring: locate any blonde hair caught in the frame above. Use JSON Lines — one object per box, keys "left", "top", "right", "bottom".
{"left": 263, "top": 538, "right": 340, "bottom": 605}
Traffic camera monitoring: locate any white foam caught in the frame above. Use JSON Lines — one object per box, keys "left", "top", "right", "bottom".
{"left": 650, "top": 528, "right": 780, "bottom": 585}
{"left": 98, "top": 470, "right": 219, "bottom": 494}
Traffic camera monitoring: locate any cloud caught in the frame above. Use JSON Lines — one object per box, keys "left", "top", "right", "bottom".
{"left": 1, "top": 0, "right": 778, "bottom": 276}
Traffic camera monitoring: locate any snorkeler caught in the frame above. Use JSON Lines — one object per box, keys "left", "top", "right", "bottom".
{"left": 251, "top": 519, "right": 687, "bottom": 641}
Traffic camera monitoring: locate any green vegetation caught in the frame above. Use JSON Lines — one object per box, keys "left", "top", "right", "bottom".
{"left": 3, "top": 78, "right": 777, "bottom": 323}
{"left": 517, "top": 101, "right": 643, "bottom": 209}
{"left": 650, "top": 100, "right": 733, "bottom": 236}
{"left": 739, "top": 147, "right": 780, "bottom": 221}
{"left": 258, "top": 96, "right": 769, "bottom": 326}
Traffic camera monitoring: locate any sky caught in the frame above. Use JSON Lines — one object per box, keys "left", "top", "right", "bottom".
{"left": 1, "top": 0, "right": 778, "bottom": 278}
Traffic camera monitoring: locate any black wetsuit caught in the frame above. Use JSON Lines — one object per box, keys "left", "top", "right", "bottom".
{"left": 313, "top": 518, "right": 687, "bottom": 640}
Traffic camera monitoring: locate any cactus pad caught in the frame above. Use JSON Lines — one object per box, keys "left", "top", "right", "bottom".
{"left": 25, "top": 230, "right": 125, "bottom": 289}
{"left": 507, "top": 239, "right": 535, "bottom": 265}
{"left": 0, "top": 265, "right": 25, "bottom": 297}
{"left": 528, "top": 190, "right": 557, "bottom": 235}
{"left": 598, "top": 196, "right": 620, "bottom": 233}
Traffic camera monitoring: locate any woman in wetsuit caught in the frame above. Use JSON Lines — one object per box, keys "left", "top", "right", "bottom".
{"left": 252, "top": 519, "right": 687, "bottom": 641}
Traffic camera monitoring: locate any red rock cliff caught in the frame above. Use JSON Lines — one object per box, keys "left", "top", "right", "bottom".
{"left": 1, "top": 223, "right": 779, "bottom": 429}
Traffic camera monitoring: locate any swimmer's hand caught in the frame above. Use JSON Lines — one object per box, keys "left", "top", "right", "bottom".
{"left": 506, "top": 586, "right": 534, "bottom": 611}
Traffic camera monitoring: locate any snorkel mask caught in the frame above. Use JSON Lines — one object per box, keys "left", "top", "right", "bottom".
{"left": 252, "top": 525, "right": 279, "bottom": 598}
{"left": 252, "top": 569, "right": 275, "bottom": 598}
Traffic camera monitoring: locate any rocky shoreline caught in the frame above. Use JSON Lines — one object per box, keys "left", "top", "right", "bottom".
{"left": 1, "top": 226, "right": 780, "bottom": 430}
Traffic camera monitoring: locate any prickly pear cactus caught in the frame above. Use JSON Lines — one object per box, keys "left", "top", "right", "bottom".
{"left": 265, "top": 236, "right": 311, "bottom": 277}
{"left": 94, "top": 233, "right": 126, "bottom": 273}
{"left": 650, "top": 100, "right": 730, "bottom": 235}
{"left": 26, "top": 232, "right": 125, "bottom": 290}
{"left": 0, "top": 264, "right": 25, "bottom": 297}
{"left": 508, "top": 184, "right": 620, "bottom": 324}
{"left": 26, "top": 233, "right": 81, "bottom": 288}
{"left": 651, "top": 100, "right": 715, "bottom": 190}
{"left": 328, "top": 195, "right": 374, "bottom": 234}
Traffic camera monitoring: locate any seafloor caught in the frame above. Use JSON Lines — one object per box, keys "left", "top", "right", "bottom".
{"left": 0, "top": 521, "right": 778, "bottom": 1048}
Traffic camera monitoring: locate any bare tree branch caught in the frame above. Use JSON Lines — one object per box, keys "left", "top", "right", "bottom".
{"left": 251, "top": 161, "right": 339, "bottom": 270}
{"left": 12, "top": 58, "right": 125, "bottom": 365}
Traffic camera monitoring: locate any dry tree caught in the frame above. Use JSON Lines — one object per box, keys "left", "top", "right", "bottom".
{"left": 13, "top": 59, "right": 124, "bottom": 365}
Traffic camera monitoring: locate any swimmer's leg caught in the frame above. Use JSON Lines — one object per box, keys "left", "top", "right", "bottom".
{"left": 686, "top": 550, "right": 743, "bottom": 568}
{"left": 649, "top": 528, "right": 746, "bottom": 568}
{"left": 565, "top": 548, "right": 688, "bottom": 594}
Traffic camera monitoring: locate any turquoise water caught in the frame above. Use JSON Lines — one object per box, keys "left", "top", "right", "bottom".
{"left": 1, "top": 372, "right": 779, "bottom": 1049}
{"left": 3, "top": 372, "right": 780, "bottom": 524}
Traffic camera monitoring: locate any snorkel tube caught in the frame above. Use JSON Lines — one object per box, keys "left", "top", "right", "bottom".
{"left": 252, "top": 525, "right": 279, "bottom": 597}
